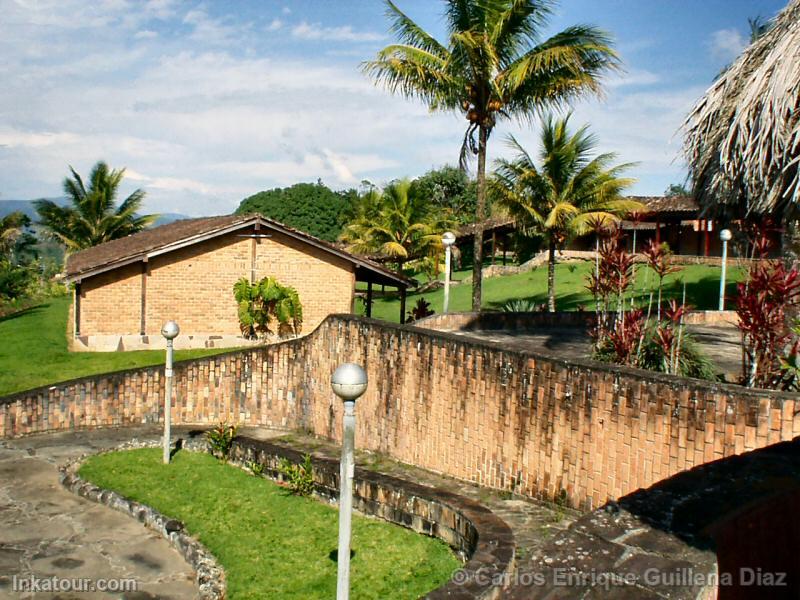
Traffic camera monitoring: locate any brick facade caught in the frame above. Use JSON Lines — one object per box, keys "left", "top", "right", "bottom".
{"left": 76, "top": 228, "right": 355, "bottom": 343}
{"left": 2, "top": 315, "right": 798, "bottom": 510}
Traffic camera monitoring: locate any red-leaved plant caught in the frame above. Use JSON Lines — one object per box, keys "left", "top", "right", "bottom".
{"left": 737, "top": 232, "right": 800, "bottom": 389}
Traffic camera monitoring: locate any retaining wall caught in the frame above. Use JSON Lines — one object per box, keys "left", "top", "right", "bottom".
{"left": 2, "top": 315, "right": 797, "bottom": 510}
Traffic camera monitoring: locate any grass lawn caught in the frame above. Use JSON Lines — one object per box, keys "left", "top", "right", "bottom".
{"left": 0, "top": 295, "right": 230, "bottom": 397}
{"left": 360, "top": 261, "right": 747, "bottom": 323}
{"left": 79, "top": 449, "right": 459, "bottom": 600}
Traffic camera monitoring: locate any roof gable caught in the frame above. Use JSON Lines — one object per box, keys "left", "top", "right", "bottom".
{"left": 65, "top": 214, "right": 412, "bottom": 287}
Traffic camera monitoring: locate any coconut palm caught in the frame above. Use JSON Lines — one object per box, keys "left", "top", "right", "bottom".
{"left": 340, "top": 178, "right": 452, "bottom": 272}
{"left": 0, "top": 212, "right": 28, "bottom": 258}
{"left": 363, "top": 0, "right": 619, "bottom": 311}
{"left": 491, "top": 114, "right": 639, "bottom": 311}
{"left": 35, "top": 161, "right": 156, "bottom": 252}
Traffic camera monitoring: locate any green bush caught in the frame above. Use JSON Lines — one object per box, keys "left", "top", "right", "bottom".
{"left": 205, "top": 422, "right": 238, "bottom": 460}
{"left": 279, "top": 454, "right": 315, "bottom": 497}
{"left": 233, "top": 276, "right": 303, "bottom": 339}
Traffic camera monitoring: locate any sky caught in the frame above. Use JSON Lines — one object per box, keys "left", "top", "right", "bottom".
{"left": 0, "top": 0, "right": 788, "bottom": 216}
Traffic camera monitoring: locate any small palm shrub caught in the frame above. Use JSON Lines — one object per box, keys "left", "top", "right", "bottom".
{"left": 406, "top": 298, "right": 434, "bottom": 322}
{"left": 206, "top": 422, "right": 238, "bottom": 461}
{"left": 501, "top": 298, "right": 545, "bottom": 312}
{"left": 233, "top": 276, "right": 303, "bottom": 339}
{"left": 278, "top": 454, "right": 314, "bottom": 497}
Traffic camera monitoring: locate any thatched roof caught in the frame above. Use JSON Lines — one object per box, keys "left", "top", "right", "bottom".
{"left": 683, "top": 0, "right": 800, "bottom": 219}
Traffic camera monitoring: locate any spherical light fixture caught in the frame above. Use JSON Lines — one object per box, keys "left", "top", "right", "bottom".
{"left": 331, "top": 363, "right": 368, "bottom": 401}
{"left": 161, "top": 320, "right": 180, "bottom": 340}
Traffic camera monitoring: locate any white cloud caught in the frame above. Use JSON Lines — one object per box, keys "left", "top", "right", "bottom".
{"left": 266, "top": 18, "right": 282, "bottom": 32}
{"left": 282, "top": 6, "right": 291, "bottom": 15}
{"left": 134, "top": 29, "right": 158, "bottom": 39}
{"left": 709, "top": 28, "right": 747, "bottom": 61}
{"left": 291, "top": 21, "right": 383, "bottom": 42}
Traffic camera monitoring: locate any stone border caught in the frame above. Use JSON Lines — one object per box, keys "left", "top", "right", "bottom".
{"left": 58, "top": 434, "right": 516, "bottom": 600}
{"left": 230, "top": 436, "right": 516, "bottom": 600}
{"left": 58, "top": 437, "right": 226, "bottom": 600}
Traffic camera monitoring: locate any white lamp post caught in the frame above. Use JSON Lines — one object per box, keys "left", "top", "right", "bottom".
{"left": 331, "top": 363, "right": 368, "bottom": 600}
{"left": 719, "top": 229, "right": 733, "bottom": 311}
{"left": 161, "top": 321, "right": 180, "bottom": 464}
{"left": 442, "top": 232, "right": 456, "bottom": 314}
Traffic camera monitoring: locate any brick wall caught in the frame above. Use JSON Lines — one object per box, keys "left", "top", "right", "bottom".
{"left": 78, "top": 229, "right": 355, "bottom": 340}
{"left": 80, "top": 262, "right": 142, "bottom": 335}
{"left": 2, "top": 315, "right": 798, "bottom": 510}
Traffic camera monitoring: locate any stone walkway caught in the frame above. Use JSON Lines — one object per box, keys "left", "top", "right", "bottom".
{"left": 0, "top": 427, "right": 576, "bottom": 599}
{"left": 448, "top": 324, "right": 743, "bottom": 378}
{"left": 0, "top": 427, "right": 202, "bottom": 600}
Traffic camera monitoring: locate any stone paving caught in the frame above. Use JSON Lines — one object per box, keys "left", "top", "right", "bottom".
{"left": 0, "top": 427, "right": 204, "bottom": 600}
{"left": 0, "top": 426, "right": 575, "bottom": 600}
{"left": 448, "top": 324, "right": 743, "bottom": 378}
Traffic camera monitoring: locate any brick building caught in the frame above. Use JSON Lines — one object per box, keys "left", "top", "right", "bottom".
{"left": 64, "top": 215, "right": 411, "bottom": 351}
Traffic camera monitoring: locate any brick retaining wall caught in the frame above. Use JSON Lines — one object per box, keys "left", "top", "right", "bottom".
{"left": 1, "top": 315, "right": 797, "bottom": 510}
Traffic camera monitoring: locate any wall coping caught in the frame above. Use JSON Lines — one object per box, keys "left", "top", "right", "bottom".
{"left": 2, "top": 311, "right": 796, "bottom": 408}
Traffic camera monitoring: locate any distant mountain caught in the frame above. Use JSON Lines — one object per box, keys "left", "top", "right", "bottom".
{"left": 0, "top": 197, "right": 69, "bottom": 220}
{"left": 0, "top": 199, "right": 189, "bottom": 227}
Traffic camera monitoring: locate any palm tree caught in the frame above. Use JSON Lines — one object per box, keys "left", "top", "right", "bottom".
{"left": 491, "top": 114, "right": 639, "bottom": 311}
{"left": 363, "top": 0, "right": 619, "bottom": 311}
{"left": 35, "top": 161, "right": 156, "bottom": 252}
{"left": 340, "top": 178, "right": 452, "bottom": 272}
{"left": 0, "top": 212, "right": 29, "bottom": 258}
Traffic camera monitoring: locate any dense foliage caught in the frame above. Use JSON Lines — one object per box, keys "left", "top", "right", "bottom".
{"left": 409, "top": 165, "right": 477, "bottom": 223}
{"left": 35, "top": 161, "right": 156, "bottom": 252}
{"left": 236, "top": 181, "right": 357, "bottom": 242}
{"left": 340, "top": 179, "right": 454, "bottom": 276}
{"left": 233, "top": 276, "right": 303, "bottom": 339}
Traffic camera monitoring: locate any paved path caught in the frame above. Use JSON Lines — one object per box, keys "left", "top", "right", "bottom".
{"left": 0, "top": 428, "right": 199, "bottom": 600}
{"left": 448, "top": 324, "right": 743, "bottom": 378}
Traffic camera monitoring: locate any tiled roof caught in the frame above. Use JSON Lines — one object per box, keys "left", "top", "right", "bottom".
{"left": 65, "top": 214, "right": 413, "bottom": 287}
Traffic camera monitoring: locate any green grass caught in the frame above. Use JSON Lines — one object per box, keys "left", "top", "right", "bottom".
{"left": 79, "top": 449, "right": 459, "bottom": 600}
{"left": 0, "top": 296, "right": 230, "bottom": 396}
{"left": 360, "top": 262, "right": 746, "bottom": 323}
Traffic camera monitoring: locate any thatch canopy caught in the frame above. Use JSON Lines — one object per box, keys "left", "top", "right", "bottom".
{"left": 683, "top": 0, "right": 800, "bottom": 220}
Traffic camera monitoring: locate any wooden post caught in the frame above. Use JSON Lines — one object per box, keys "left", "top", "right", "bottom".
{"left": 656, "top": 219, "right": 661, "bottom": 245}
{"left": 140, "top": 260, "right": 148, "bottom": 335}
{"left": 704, "top": 221, "right": 710, "bottom": 256}
{"left": 399, "top": 287, "right": 406, "bottom": 324}
{"left": 491, "top": 230, "right": 497, "bottom": 265}
{"left": 366, "top": 281, "right": 373, "bottom": 318}
{"left": 74, "top": 282, "right": 81, "bottom": 337}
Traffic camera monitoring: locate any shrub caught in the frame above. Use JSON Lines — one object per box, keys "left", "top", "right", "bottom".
{"left": 247, "top": 460, "right": 264, "bottom": 477}
{"left": 501, "top": 298, "right": 544, "bottom": 312}
{"left": 278, "top": 454, "right": 314, "bottom": 497}
{"left": 205, "top": 422, "right": 238, "bottom": 460}
{"left": 406, "top": 298, "right": 434, "bottom": 322}
{"left": 233, "top": 276, "right": 303, "bottom": 339}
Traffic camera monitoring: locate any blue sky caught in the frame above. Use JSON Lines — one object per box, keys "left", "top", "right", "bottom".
{"left": 0, "top": 0, "right": 787, "bottom": 216}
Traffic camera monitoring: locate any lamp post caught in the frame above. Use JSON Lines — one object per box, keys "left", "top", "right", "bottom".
{"left": 161, "top": 321, "right": 180, "bottom": 464}
{"left": 718, "top": 229, "right": 733, "bottom": 311}
{"left": 442, "top": 232, "right": 456, "bottom": 314}
{"left": 331, "top": 363, "right": 368, "bottom": 600}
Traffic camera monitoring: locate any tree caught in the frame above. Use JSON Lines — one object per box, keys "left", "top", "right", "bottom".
{"left": 35, "top": 161, "right": 156, "bottom": 252}
{"left": 363, "top": 0, "right": 619, "bottom": 311}
{"left": 410, "top": 165, "right": 477, "bottom": 223}
{"left": 340, "top": 178, "right": 452, "bottom": 273}
{"left": 664, "top": 182, "right": 691, "bottom": 197}
{"left": 236, "top": 182, "right": 357, "bottom": 242}
{"left": 0, "top": 212, "right": 28, "bottom": 258}
{"left": 491, "top": 114, "right": 639, "bottom": 311}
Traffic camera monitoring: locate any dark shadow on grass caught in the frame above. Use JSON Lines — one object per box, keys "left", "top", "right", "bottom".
{"left": 0, "top": 303, "right": 47, "bottom": 323}
{"left": 329, "top": 549, "right": 356, "bottom": 563}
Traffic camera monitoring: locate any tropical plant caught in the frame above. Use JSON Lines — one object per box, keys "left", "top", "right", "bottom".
{"left": 34, "top": 161, "right": 156, "bottom": 252}
{"left": 492, "top": 114, "right": 639, "bottom": 311}
{"left": 233, "top": 276, "right": 303, "bottom": 339}
{"left": 340, "top": 179, "right": 452, "bottom": 271}
{"left": 737, "top": 232, "right": 800, "bottom": 389}
{"left": 406, "top": 298, "right": 435, "bottom": 322}
{"left": 502, "top": 298, "right": 544, "bottom": 312}
{"left": 206, "top": 422, "right": 239, "bottom": 461}
{"left": 0, "top": 212, "right": 29, "bottom": 258}
{"left": 363, "top": 0, "right": 620, "bottom": 311}
{"left": 278, "top": 454, "right": 315, "bottom": 497}
{"left": 641, "top": 240, "right": 681, "bottom": 321}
